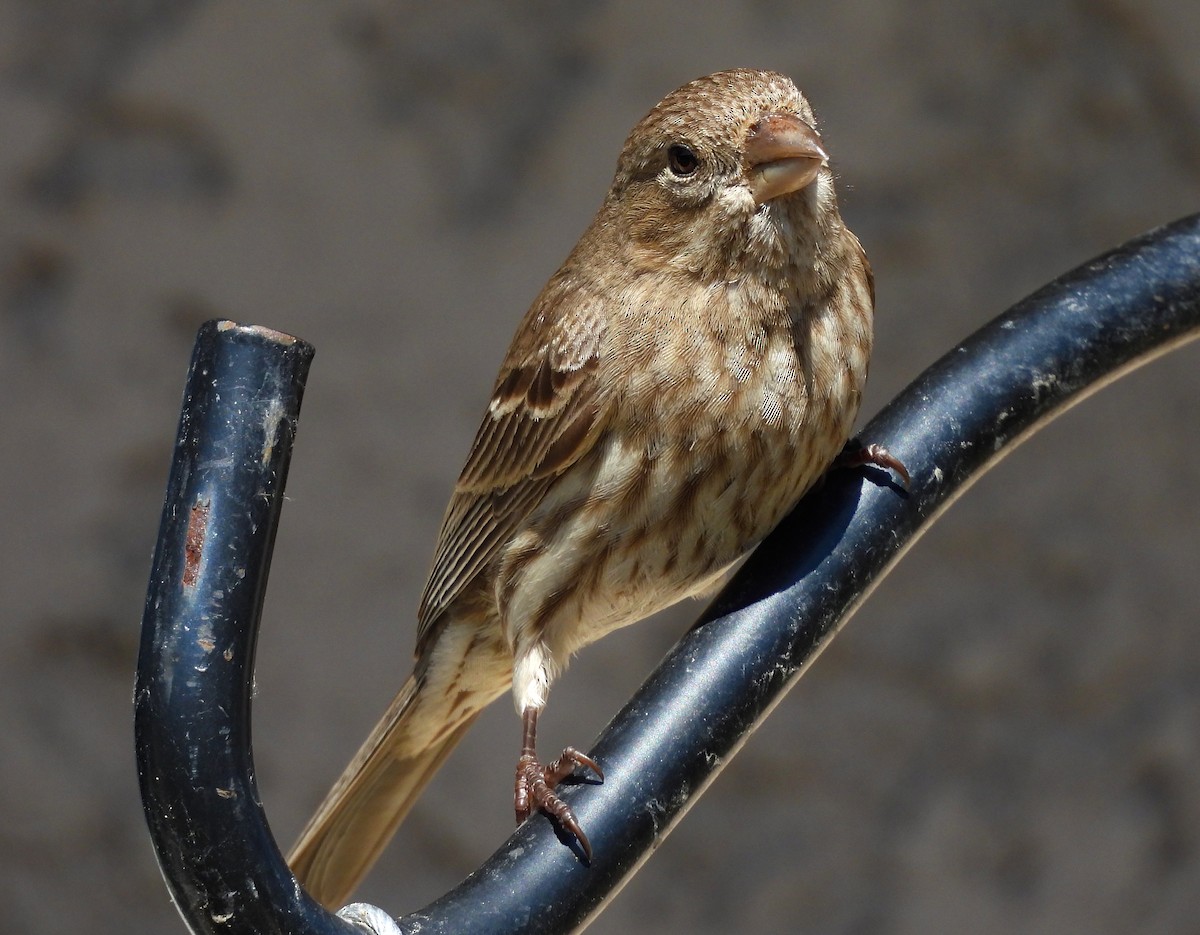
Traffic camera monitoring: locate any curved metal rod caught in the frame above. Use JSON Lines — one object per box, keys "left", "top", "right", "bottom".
{"left": 136, "top": 214, "right": 1200, "bottom": 934}
{"left": 133, "top": 322, "right": 347, "bottom": 934}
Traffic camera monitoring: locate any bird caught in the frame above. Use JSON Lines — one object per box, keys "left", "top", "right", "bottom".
{"left": 288, "top": 67, "right": 905, "bottom": 909}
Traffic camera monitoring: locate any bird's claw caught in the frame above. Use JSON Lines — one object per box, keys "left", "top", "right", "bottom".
{"left": 514, "top": 747, "right": 603, "bottom": 860}
{"left": 837, "top": 441, "right": 911, "bottom": 488}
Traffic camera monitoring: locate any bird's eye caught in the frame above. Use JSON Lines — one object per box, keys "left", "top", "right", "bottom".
{"left": 666, "top": 144, "right": 699, "bottom": 177}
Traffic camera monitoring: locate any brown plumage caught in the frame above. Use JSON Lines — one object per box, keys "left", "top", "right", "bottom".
{"left": 289, "top": 68, "right": 899, "bottom": 908}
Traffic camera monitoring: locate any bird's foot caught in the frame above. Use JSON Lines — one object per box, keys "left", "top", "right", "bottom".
{"left": 837, "top": 441, "right": 911, "bottom": 488}
{"left": 514, "top": 746, "right": 603, "bottom": 860}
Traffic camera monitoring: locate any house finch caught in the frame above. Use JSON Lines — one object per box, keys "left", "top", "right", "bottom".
{"left": 289, "top": 68, "right": 903, "bottom": 908}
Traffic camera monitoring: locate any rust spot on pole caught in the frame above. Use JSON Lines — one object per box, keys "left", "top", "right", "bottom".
{"left": 183, "top": 499, "right": 210, "bottom": 588}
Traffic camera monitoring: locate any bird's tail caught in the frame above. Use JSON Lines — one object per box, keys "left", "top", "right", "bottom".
{"left": 287, "top": 674, "right": 481, "bottom": 909}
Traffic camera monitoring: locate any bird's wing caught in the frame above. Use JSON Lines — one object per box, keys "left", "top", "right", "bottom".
{"left": 415, "top": 275, "right": 610, "bottom": 654}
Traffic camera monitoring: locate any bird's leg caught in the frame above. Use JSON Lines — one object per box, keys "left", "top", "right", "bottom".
{"left": 514, "top": 706, "right": 603, "bottom": 859}
{"left": 837, "top": 441, "right": 911, "bottom": 488}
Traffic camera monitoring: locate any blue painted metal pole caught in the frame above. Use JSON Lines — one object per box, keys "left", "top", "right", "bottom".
{"left": 133, "top": 322, "right": 350, "bottom": 934}
{"left": 135, "top": 214, "right": 1200, "bottom": 934}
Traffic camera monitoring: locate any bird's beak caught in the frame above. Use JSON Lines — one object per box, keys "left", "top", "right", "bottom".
{"left": 744, "top": 114, "right": 827, "bottom": 205}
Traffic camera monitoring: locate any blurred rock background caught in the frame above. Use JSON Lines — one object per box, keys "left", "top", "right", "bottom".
{"left": 1, "top": 1, "right": 1198, "bottom": 932}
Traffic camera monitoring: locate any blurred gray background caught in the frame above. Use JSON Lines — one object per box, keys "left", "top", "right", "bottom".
{"left": 2, "top": 2, "right": 1198, "bottom": 932}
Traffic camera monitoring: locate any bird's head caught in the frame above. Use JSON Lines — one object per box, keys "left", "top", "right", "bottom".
{"left": 604, "top": 69, "right": 838, "bottom": 280}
